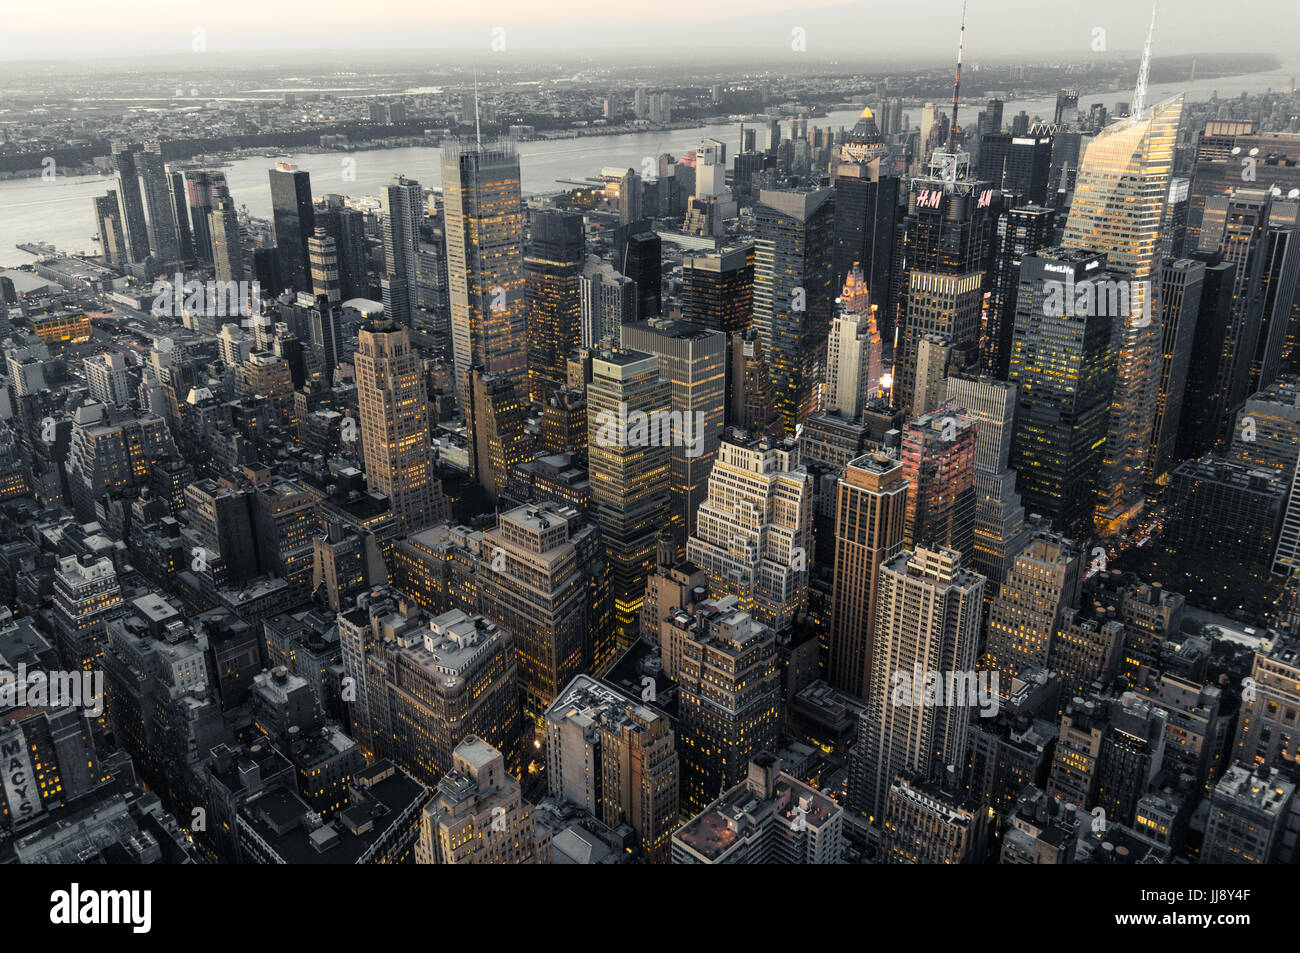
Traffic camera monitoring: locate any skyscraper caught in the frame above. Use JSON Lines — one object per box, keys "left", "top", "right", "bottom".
{"left": 416, "top": 736, "right": 546, "bottom": 864}
{"left": 686, "top": 431, "right": 813, "bottom": 637}
{"left": 380, "top": 175, "right": 422, "bottom": 329}
{"left": 354, "top": 320, "right": 449, "bottom": 534}
{"left": 269, "top": 163, "right": 315, "bottom": 293}
{"left": 111, "top": 142, "right": 151, "bottom": 265}
{"left": 1061, "top": 95, "right": 1183, "bottom": 534}
{"left": 1008, "top": 249, "right": 1123, "bottom": 535}
{"left": 1148, "top": 258, "right": 1206, "bottom": 480}
{"left": 308, "top": 226, "right": 341, "bottom": 305}
{"left": 682, "top": 244, "right": 754, "bottom": 335}
{"left": 621, "top": 318, "right": 726, "bottom": 552}
{"left": 442, "top": 138, "right": 526, "bottom": 406}
{"left": 942, "top": 375, "right": 1032, "bottom": 590}
{"left": 824, "top": 266, "right": 884, "bottom": 418}
{"left": 674, "top": 596, "right": 781, "bottom": 812}
{"left": 587, "top": 350, "right": 672, "bottom": 647}
{"left": 984, "top": 205, "right": 1055, "bottom": 379}
{"left": 975, "top": 132, "right": 1053, "bottom": 204}
{"left": 545, "top": 674, "right": 679, "bottom": 863}
{"left": 481, "top": 504, "right": 605, "bottom": 730}
{"left": 984, "top": 531, "right": 1084, "bottom": 683}
{"left": 826, "top": 452, "right": 907, "bottom": 699}
{"left": 525, "top": 209, "right": 585, "bottom": 403}
{"left": 468, "top": 366, "right": 532, "bottom": 505}
{"left": 93, "top": 192, "right": 127, "bottom": 268}
{"left": 613, "top": 221, "right": 662, "bottom": 320}
{"left": 892, "top": 150, "right": 994, "bottom": 417}
{"left": 140, "top": 142, "right": 181, "bottom": 267}
{"left": 849, "top": 547, "right": 986, "bottom": 824}
{"left": 831, "top": 108, "right": 899, "bottom": 326}
{"left": 753, "top": 187, "right": 837, "bottom": 435}
{"left": 900, "top": 403, "right": 978, "bottom": 559}
{"left": 210, "top": 196, "right": 243, "bottom": 286}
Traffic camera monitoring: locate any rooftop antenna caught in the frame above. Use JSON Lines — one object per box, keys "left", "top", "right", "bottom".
{"left": 474, "top": 67, "right": 483, "bottom": 148}
{"left": 1132, "top": 2, "right": 1158, "bottom": 122}
{"left": 948, "top": 0, "right": 967, "bottom": 151}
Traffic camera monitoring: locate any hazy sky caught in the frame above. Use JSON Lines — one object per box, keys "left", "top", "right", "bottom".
{"left": 1, "top": 0, "right": 1297, "bottom": 60}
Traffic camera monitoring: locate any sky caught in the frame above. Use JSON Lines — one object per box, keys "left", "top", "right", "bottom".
{"left": 0, "top": 0, "right": 1297, "bottom": 61}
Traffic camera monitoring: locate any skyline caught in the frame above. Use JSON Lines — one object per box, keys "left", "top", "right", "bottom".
{"left": 1, "top": 0, "right": 1300, "bottom": 905}
{"left": 2, "top": 0, "right": 1299, "bottom": 60}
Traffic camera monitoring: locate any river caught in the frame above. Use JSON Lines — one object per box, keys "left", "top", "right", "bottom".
{"left": 2, "top": 60, "right": 1294, "bottom": 268}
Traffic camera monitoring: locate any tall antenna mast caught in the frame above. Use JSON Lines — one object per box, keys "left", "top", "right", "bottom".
{"left": 474, "top": 67, "right": 483, "bottom": 148}
{"left": 948, "top": 0, "right": 967, "bottom": 151}
{"left": 1132, "top": 2, "right": 1158, "bottom": 121}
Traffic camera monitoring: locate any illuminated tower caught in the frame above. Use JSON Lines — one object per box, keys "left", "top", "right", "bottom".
{"left": 442, "top": 138, "right": 526, "bottom": 407}
{"left": 525, "top": 209, "right": 584, "bottom": 403}
{"left": 892, "top": 149, "right": 994, "bottom": 417}
{"left": 826, "top": 452, "right": 907, "bottom": 699}
{"left": 355, "top": 320, "right": 449, "bottom": 534}
{"left": 900, "top": 403, "right": 978, "bottom": 559}
{"left": 1008, "top": 249, "right": 1123, "bottom": 536}
{"left": 1061, "top": 67, "right": 1182, "bottom": 533}
{"left": 621, "top": 318, "right": 727, "bottom": 553}
{"left": 753, "top": 187, "right": 837, "bottom": 436}
{"left": 848, "top": 547, "right": 985, "bottom": 824}
{"left": 832, "top": 109, "right": 900, "bottom": 328}
{"left": 824, "top": 266, "right": 884, "bottom": 417}
{"left": 587, "top": 350, "right": 671, "bottom": 648}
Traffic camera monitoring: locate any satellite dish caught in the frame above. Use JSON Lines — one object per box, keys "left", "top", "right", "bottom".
{"left": 1289, "top": 189, "right": 1299, "bottom": 199}
{"left": 1231, "top": 146, "right": 1241, "bottom": 155}
{"left": 1249, "top": 147, "right": 1260, "bottom": 156}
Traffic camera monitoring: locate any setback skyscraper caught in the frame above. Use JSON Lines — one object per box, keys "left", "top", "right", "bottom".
{"left": 443, "top": 138, "right": 527, "bottom": 406}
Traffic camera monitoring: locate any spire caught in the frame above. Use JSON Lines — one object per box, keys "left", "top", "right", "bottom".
{"left": 948, "top": 0, "right": 967, "bottom": 151}
{"left": 1132, "top": 2, "right": 1158, "bottom": 121}
{"left": 474, "top": 67, "right": 483, "bottom": 148}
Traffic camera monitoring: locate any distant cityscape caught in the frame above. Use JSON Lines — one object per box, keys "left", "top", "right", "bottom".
{"left": 2, "top": 1, "right": 1300, "bottom": 874}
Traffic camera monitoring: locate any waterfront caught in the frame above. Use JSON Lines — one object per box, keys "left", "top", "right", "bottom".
{"left": 1, "top": 60, "right": 1294, "bottom": 267}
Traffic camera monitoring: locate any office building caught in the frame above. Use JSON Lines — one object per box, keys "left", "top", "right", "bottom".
{"left": 1061, "top": 96, "right": 1183, "bottom": 535}
{"left": 442, "top": 138, "right": 526, "bottom": 405}
{"left": 848, "top": 547, "right": 985, "bottom": 825}
{"left": 682, "top": 244, "right": 754, "bottom": 335}
{"left": 672, "top": 753, "right": 842, "bottom": 864}
{"left": 825, "top": 452, "right": 907, "bottom": 699}
{"left": 354, "top": 320, "right": 449, "bottom": 534}
{"left": 545, "top": 674, "right": 679, "bottom": 863}
{"left": 380, "top": 175, "right": 422, "bottom": 328}
{"left": 621, "top": 318, "right": 726, "bottom": 553}
{"left": 686, "top": 431, "right": 812, "bottom": 638}
{"left": 753, "top": 187, "right": 836, "bottom": 435}
{"left": 673, "top": 597, "right": 781, "bottom": 812}
{"left": 269, "top": 164, "right": 315, "bottom": 293}
{"left": 1008, "top": 249, "right": 1122, "bottom": 535}
{"left": 416, "top": 736, "right": 549, "bottom": 864}
{"left": 900, "top": 404, "right": 978, "bottom": 558}
{"left": 984, "top": 531, "right": 1084, "bottom": 683}
{"left": 525, "top": 209, "right": 584, "bottom": 403}
{"left": 587, "top": 350, "right": 671, "bottom": 647}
